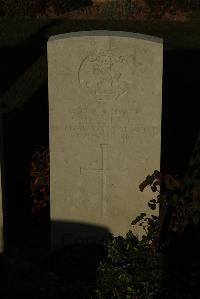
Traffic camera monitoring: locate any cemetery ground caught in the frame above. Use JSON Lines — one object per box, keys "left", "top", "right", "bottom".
{"left": 0, "top": 241, "right": 107, "bottom": 298}
{"left": 0, "top": 18, "right": 200, "bottom": 298}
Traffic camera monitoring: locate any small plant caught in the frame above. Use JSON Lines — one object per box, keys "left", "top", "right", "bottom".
{"left": 94, "top": 232, "right": 166, "bottom": 299}
{"left": 94, "top": 170, "right": 200, "bottom": 298}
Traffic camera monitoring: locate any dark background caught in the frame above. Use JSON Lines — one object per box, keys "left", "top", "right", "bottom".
{"left": 0, "top": 20, "right": 199, "bottom": 251}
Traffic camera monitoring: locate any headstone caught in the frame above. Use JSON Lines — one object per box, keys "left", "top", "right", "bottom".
{"left": 47, "top": 31, "right": 163, "bottom": 248}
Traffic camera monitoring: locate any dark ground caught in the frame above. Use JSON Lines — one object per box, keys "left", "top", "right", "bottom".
{"left": 0, "top": 243, "right": 106, "bottom": 299}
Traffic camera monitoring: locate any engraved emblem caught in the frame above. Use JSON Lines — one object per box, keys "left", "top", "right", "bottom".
{"left": 78, "top": 53, "right": 130, "bottom": 100}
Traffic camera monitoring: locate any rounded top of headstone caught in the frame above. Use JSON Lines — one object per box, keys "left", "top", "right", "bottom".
{"left": 48, "top": 30, "right": 163, "bottom": 44}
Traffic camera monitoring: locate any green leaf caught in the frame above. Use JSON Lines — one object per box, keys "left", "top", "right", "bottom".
{"left": 151, "top": 186, "right": 157, "bottom": 192}
{"left": 131, "top": 213, "right": 146, "bottom": 225}
{"left": 149, "top": 198, "right": 157, "bottom": 203}
{"left": 148, "top": 202, "right": 157, "bottom": 210}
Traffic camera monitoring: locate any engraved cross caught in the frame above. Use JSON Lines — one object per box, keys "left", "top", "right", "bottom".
{"left": 80, "top": 143, "right": 128, "bottom": 217}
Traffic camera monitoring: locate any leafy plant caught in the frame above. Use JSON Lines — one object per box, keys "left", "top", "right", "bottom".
{"left": 0, "top": 0, "right": 47, "bottom": 16}
{"left": 29, "top": 143, "right": 200, "bottom": 298}
{"left": 98, "top": 0, "right": 134, "bottom": 19}
{"left": 145, "top": 0, "right": 200, "bottom": 14}
{"left": 94, "top": 232, "right": 166, "bottom": 299}
{"left": 94, "top": 170, "right": 200, "bottom": 299}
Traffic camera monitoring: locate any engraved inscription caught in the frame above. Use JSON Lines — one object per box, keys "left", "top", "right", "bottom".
{"left": 65, "top": 124, "right": 158, "bottom": 143}
{"left": 78, "top": 52, "right": 130, "bottom": 100}
{"left": 63, "top": 105, "right": 159, "bottom": 143}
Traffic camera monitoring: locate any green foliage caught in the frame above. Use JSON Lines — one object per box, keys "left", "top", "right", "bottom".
{"left": 94, "top": 170, "right": 200, "bottom": 299}
{"left": 29, "top": 143, "right": 200, "bottom": 298}
{"left": 145, "top": 0, "right": 200, "bottom": 13}
{"left": 94, "top": 232, "right": 166, "bottom": 299}
{"left": 0, "top": 0, "right": 46, "bottom": 16}
{"left": 0, "top": 0, "right": 200, "bottom": 16}
{"left": 0, "top": 0, "right": 93, "bottom": 16}
{"left": 98, "top": 0, "right": 134, "bottom": 19}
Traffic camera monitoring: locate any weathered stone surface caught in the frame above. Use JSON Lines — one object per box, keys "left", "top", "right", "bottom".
{"left": 47, "top": 31, "right": 163, "bottom": 248}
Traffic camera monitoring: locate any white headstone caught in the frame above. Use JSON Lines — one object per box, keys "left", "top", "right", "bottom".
{"left": 47, "top": 31, "right": 163, "bottom": 248}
